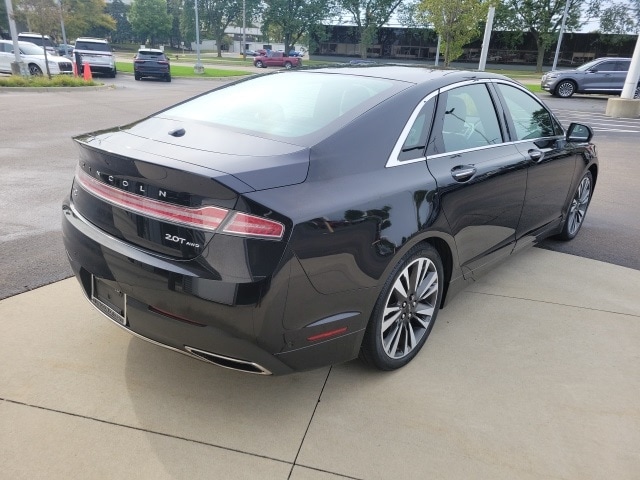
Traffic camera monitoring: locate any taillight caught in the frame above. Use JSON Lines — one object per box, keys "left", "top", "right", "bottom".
{"left": 222, "top": 212, "right": 284, "bottom": 240}
{"left": 158, "top": 60, "right": 169, "bottom": 65}
{"left": 134, "top": 59, "right": 145, "bottom": 63}
{"left": 75, "top": 168, "right": 284, "bottom": 239}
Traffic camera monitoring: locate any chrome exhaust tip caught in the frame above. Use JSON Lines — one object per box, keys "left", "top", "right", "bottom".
{"left": 184, "top": 346, "right": 272, "bottom": 375}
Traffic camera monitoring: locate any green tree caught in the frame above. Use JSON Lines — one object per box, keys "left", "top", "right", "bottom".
{"left": 262, "top": 0, "right": 336, "bottom": 54}
{"left": 62, "top": 0, "right": 116, "bottom": 39}
{"left": 589, "top": 0, "right": 640, "bottom": 34}
{"left": 194, "top": 0, "right": 259, "bottom": 57}
{"left": 495, "top": 0, "right": 583, "bottom": 73}
{"left": 415, "top": 0, "right": 491, "bottom": 66}
{"left": 337, "top": 0, "right": 405, "bottom": 58}
{"left": 1, "top": 2, "right": 8, "bottom": 36}
{"left": 167, "top": 0, "right": 183, "bottom": 49}
{"left": 106, "top": 0, "right": 133, "bottom": 43}
{"left": 129, "top": 0, "right": 172, "bottom": 46}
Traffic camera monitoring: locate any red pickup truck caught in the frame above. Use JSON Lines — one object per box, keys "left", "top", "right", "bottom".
{"left": 253, "top": 51, "right": 302, "bottom": 69}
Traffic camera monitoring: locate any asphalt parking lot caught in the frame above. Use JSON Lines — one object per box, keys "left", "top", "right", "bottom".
{"left": 1, "top": 72, "right": 639, "bottom": 479}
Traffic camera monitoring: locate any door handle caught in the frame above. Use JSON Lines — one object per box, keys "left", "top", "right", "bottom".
{"left": 451, "top": 165, "right": 476, "bottom": 182}
{"left": 528, "top": 149, "right": 544, "bottom": 162}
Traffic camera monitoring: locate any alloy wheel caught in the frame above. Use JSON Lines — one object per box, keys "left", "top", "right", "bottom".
{"left": 556, "top": 81, "right": 575, "bottom": 98}
{"left": 566, "top": 175, "right": 592, "bottom": 236}
{"left": 29, "top": 64, "right": 42, "bottom": 76}
{"left": 380, "top": 256, "right": 439, "bottom": 360}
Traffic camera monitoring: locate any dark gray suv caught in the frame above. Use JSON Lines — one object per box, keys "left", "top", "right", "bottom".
{"left": 541, "top": 57, "right": 639, "bottom": 98}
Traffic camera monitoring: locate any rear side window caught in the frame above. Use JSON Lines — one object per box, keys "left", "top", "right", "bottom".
{"left": 496, "top": 84, "right": 560, "bottom": 140}
{"left": 595, "top": 61, "right": 616, "bottom": 72}
{"left": 18, "top": 35, "right": 53, "bottom": 48}
{"left": 615, "top": 61, "right": 630, "bottom": 72}
{"left": 397, "top": 96, "right": 436, "bottom": 162}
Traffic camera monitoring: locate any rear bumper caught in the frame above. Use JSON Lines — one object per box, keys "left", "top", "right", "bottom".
{"left": 62, "top": 200, "right": 368, "bottom": 375}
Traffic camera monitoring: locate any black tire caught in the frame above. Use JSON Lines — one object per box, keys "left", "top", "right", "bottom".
{"left": 360, "top": 243, "right": 443, "bottom": 371}
{"left": 29, "top": 64, "right": 42, "bottom": 76}
{"left": 134, "top": 74, "right": 141, "bottom": 81}
{"left": 165, "top": 74, "right": 171, "bottom": 82}
{"left": 255, "top": 60, "right": 264, "bottom": 68}
{"left": 558, "top": 171, "right": 593, "bottom": 241}
{"left": 284, "top": 61, "right": 292, "bottom": 70}
{"left": 555, "top": 80, "right": 576, "bottom": 98}
{"left": 635, "top": 85, "right": 639, "bottom": 99}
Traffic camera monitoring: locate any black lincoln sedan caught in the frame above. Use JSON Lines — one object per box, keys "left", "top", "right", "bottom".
{"left": 62, "top": 66, "right": 597, "bottom": 375}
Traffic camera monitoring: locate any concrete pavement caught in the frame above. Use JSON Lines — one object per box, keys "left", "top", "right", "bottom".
{"left": 1, "top": 248, "right": 639, "bottom": 479}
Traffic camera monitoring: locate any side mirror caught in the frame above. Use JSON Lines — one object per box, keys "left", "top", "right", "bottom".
{"left": 566, "top": 122, "right": 593, "bottom": 143}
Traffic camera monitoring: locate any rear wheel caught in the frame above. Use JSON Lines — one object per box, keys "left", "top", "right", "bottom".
{"left": 635, "top": 85, "right": 639, "bottom": 99}
{"left": 360, "top": 244, "right": 443, "bottom": 371}
{"left": 165, "top": 74, "right": 171, "bottom": 82}
{"left": 555, "top": 80, "right": 576, "bottom": 98}
{"left": 558, "top": 171, "right": 593, "bottom": 240}
{"left": 134, "top": 73, "right": 141, "bottom": 81}
{"left": 255, "top": 60, "right": 264, "bottom": 68}
{"left": 29, "top": 64, "right": 43, "bottom": 76}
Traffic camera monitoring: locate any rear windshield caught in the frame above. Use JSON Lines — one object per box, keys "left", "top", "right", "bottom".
{"left": 137, "top": 51, "right": 166, "bottom": 59}
{"left": 162, "top": 71, "right": 400, "bottom": 139}
{"left": 75, "top": 41, "right": 110, "bottom": 52}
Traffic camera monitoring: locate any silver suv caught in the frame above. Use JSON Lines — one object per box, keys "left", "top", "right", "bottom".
{"left": 74, "top": 37, "right": 116, "bottom": 77}
{"left": 541, "top": 57, "right": 639, "bottom": 98}
{"left": 18, "top": 32, "right": 57, "bottom": 56}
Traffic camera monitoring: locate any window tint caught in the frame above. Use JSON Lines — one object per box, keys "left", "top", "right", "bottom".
{"left": 398, "top": 97, "right": 436, "bottom": 161}
{"left": 19, "top": 43, "right": 45, "bottom": 56}
{"left": 596, "top": 61, "right": 616, "bottom": 71}
{"left": 138, "top": 51, "right": 166, "bottom": 59}
{"left": 440, "top": 84, "right": 502, "bottom": 153}
{"left": 164, "top": 72, "right": 399, "bottom": 139}
{"left": 497, "top": 84, "right": 558, "bottom": 140}
{"left": 615, "top": 61, "right": 630, "bottom": 72}
{"left": 75, "top": 41, "right": 110, "bottom": 52}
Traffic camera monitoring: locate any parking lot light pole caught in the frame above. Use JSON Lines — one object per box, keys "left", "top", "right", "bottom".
{"left": 242, "top": 0, "right": 246, "bottom": 60}
{"left": 194, "top": 0, "right": 204, "bottom": 74}
{"left": 58, "top": 0, "right": 69, "bottom": 57}
{"left": 605, "top": 34, "right": 640, "bottom": 118}
{"left": 552, "top": 0, "right": 570, "bottom": 72}
{"left": 4, "top": 0, "right": 29, "bottom": 76}
{"left": 478, "top": 6, "right": 495, "bottom": 72}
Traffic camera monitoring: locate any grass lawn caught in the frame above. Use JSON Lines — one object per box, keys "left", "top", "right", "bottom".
{"left": 116, "top": 62, "right": 251, "bottom": 78}
{"left": 0, "top": 75, "right": 97, "bottom": 87}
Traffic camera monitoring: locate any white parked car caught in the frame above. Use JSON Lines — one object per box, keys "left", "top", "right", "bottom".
{"left": 0, "top": 40, "right": 73, "bottom": 76}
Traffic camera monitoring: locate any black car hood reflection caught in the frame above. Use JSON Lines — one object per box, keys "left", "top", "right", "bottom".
{"left": 78, "top": 116, "right": 310, "bottom": 191}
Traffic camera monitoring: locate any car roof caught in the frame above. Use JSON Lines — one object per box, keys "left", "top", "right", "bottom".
{"left": 306, "top": 65, "right": 506, "bottom": 85}
{"left": 19, "top": 32, "right": 51, "bottom": 38}
{"left": 75, "top": 37, "right": 108, "bottom": 43}
{"left": 593, "top": 57, "right": 631, "bottom": 61}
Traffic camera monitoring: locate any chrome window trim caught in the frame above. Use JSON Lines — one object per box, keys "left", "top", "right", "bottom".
{"left": 386, "top": 78, "right": 536, "bottom": 168}
{"left": 385, "top": 90, "right": 439, "bottom": 168}
{"left": 426, "top": 141, "right": 514, "bottom": 160}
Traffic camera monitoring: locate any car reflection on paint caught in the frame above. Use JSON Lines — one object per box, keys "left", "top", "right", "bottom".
{"left": 62, "top": 66, "right": 598, "bottom": 375}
